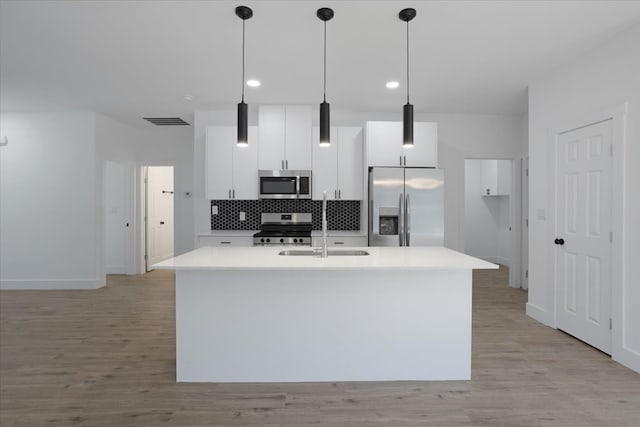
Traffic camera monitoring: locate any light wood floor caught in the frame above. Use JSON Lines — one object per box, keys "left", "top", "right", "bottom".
{"left": 1, "top": 267, "right": 638, "bottom": 426}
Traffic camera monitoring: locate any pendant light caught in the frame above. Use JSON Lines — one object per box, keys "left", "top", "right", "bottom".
{"left": 399, "top": 8, "right": 416, "bottom": 148}
{"left": 236, "top": 6, "right": 253, "bottom": 146}
{"left": 317, "top": 7, "right": 334, "bottom": 147}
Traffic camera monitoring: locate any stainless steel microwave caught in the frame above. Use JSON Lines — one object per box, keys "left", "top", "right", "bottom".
{"left": 259, "top": 170, "right": 312, "bottom": 199}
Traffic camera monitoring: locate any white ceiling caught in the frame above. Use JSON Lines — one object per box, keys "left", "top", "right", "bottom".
{"left": 1, "top": 0, "right": 639, "bottom": 127}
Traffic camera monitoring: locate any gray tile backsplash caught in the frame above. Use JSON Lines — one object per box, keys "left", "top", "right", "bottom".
{"left": 210, "top": 200, "right": 360, "bottom": 231}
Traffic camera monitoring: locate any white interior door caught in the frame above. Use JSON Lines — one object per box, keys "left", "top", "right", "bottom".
{"left": 556, "top": 120, "right": 612, "bottom": 354}
{"left": 146, "top": 166, "right": 174, "bottom": 270}
{"left": 105, "top": 161, "right": 132, "bottom": 274}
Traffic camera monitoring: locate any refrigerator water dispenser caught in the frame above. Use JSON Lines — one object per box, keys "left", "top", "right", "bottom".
{"left": 379, "top": 207, "right": 399, "bottom": 235}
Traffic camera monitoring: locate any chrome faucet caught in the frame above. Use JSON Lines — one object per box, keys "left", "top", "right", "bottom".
{"left": 321, "top": 191, "right": 328, "bottom": 258}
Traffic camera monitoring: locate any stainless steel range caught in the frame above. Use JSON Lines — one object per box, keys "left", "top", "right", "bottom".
{"left": 253, "top": 213, "right": 312, "bottom": 246}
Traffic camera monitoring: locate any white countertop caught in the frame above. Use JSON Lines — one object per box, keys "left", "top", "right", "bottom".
{"left": 152, "top": 246, "right": 498, "bottom": 271}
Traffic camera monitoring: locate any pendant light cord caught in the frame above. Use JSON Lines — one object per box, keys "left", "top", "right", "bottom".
{"left": 241, "top": 19, "right": 246, "bottom": 103}
{"left": 323, "top": 20, "right": 327, "bottom": 103}
{"left": 406, "top": 20, "right": 410, "bottom": 104}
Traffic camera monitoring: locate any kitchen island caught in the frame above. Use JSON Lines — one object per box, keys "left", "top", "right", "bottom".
{"left": 152, "top": 246, "right": 497, "bottom": 383}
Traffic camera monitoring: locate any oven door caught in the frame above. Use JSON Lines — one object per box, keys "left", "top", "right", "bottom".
{"left": 259, "top": 176, "right": 299, "bottom": 199}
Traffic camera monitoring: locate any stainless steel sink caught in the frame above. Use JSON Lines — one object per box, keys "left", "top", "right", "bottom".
{"left": 278, "top": 249, "right": 370, "bottom": 257}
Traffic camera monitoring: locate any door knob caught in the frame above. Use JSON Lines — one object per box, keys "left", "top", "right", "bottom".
{"left": 554, "top": 238, "right": 564, "bottom": 245}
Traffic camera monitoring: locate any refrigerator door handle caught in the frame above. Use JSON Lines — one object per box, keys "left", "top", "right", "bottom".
{"left": 369, "top": 198, "right": 374, "bottom": 245}
{"left": 399, "top": 193, "right": 405, "bottom": 246}
{"left": 405, "top": 194, "right": 410, "bottom": 246}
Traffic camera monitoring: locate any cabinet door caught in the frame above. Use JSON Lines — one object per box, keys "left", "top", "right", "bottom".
{"left": 312, "top": 126, "right": 338, "bottom": 200}
{"left": 205, "top": 126, "right": 233, "bottom": 199}
{"left": 366, "top": 121, "right": 402, "bottom": 167}
{"left": 232, "top": 126, "right": 259, "bottom": 199}
{"left": 258, "top": 105, "right": 286, "bottom": 170}
{"left": 285, "top": 105, "right": 312, "bottom": 170}
{"left": 404, "top": 122, "right": 437, "bottom": 167}
{"left": 481, "top": 160, "right": 499, "bottom": 196}
{"left": 337, "top": 127, "right": 363, "bottom": 200}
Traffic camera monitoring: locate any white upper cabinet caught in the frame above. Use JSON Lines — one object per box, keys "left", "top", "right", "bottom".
{"left": 312, "top": 127, "right": 338, "bottom": 200}
{"left": 366, "top": 121, "right": 437, "bottom": 167}
{"left": 312, "top": 126, "right": 363, "bottom": 200}
{"left": 481, "top": 159, "right": 511, "bottom": 196}
{"left": 404, "top": 122, "right": 438, "bottom": 167}
{"left": 337, "top": 127, "right": 364, "bottom": 200}
{"left": 205, "top": 126, "right": 258, "bottom": 200}
{"left": 258, "top": 105, "right": 312, "bottom": 170}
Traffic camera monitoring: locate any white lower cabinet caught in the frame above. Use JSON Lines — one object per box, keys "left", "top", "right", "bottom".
{"left": 196, "top": 235, "right": 253, "bottom": 248}
{"left": 311, "top": 236, "right": 368, "bottom": 247}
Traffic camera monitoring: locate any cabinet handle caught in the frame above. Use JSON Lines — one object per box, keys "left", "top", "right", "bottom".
{"left": 338, "top": 189, "right": 341, "bottom": 199}
{"left": 404, "top": 155, "right": 407, "bottom": 166}
{"left": 334, "top": 189, "right": 337, "bottom": 199}
{"left": 286, "top": 160, "right": 288, "bottom": 169}
{"left": 400, "top": 155, "right": 403, "bottom": 166}
{"left": 228, "top": 189, "right": 231, "bottom": 199}
{"left": 334, "top": 241, "right": 345, "bottom": 245}
{"left": 220, "top": 241, "right": 232, "bottom": 245}
{"left": 232, "top": 189, "right": 235, "bottom": 199}
{"left": 281, "top": 160, "right": 284, "bottom": 169}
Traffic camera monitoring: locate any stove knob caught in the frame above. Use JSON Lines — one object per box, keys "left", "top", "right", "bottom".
{"left": 260, "top": 238, "right": 265, "bottom": 243}
{"left": 266, "top": 238, "right": 271, "bottom": 243}
{"left": 280, "top": 238, "right": 284, "bottom": 243}
{"left": 293, "top": 238, "right": 298, "bottom": 243}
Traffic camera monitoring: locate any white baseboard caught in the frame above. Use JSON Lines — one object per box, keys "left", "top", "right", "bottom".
{"left": 613, "top": 345, "right": 640, "bottom": 374}
{"left": 0, "top": 278, "right": 105, "bottom": 290}
{"left": 526, "top": 302, "right": 552, "bottom": 327}
{"left": 106, "top": 265, "right": 126, "bottom": 274}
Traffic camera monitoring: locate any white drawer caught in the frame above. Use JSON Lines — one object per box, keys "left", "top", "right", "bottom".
{"left": 197, "top": 236, "right": 253, "bottom": 247}
{"left": 311, "top": 236, "right": 368, "bottom": 247}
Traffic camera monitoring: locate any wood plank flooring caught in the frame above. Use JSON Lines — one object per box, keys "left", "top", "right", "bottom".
{"left": 1, "top": 267, "right": 638, "bottom": 426}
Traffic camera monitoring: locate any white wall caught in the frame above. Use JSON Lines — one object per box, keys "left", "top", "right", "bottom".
{"left": 464, "top": 160, "right": 511, "bottom": 266}
{"left": 528, "top": 24, "right": 640, "bottom": 372}
{"left": 0, "top": 112, "right": 101, "bottom": 289}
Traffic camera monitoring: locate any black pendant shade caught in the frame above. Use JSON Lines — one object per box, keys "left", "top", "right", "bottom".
{"left": 236, "top": 6, "right": 252, "bottom": 146}
{"left": 318, "top": 7, "right": 334, "bottom": 146}
{"left": 399, "top": 8, "right": 416, "bottom": 148}
{"left": 403, "top": 103, "right": 414, "bottom": 146}
{"left": 237, "top": 101, "right": 248, "bottom": 145}
{"left": 320, "top": 101, "right": 330, "bottom": 145}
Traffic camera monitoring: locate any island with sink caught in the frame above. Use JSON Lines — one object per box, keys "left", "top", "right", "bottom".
{"left": 152, "top": 245, "right": 497, "bottom": 383}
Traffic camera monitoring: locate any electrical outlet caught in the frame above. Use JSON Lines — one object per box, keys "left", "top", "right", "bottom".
{"left": 211, "top": 205, "right": 218, "bottom": 215}
{"left": 239, "top": 212, "right": 246, "bottom": 221}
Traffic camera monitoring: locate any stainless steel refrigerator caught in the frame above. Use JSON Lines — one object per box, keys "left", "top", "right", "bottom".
{"left": 368, "top": 167, "right": 444, "bottom": 246}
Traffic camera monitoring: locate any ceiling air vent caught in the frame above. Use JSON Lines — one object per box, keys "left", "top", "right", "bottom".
{"left": 143, "top": 117, "right": 190, "bottom": 126}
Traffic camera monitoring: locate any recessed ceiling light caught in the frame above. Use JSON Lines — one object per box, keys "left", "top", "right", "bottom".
{"left": 183, "top": 94, "right": 194, "bottom": 101}
{"left": 247, "top": 79, "right": 260, "bottom": 87}
{"left": 386, "top": 81, "right": 400, "bottom": 89}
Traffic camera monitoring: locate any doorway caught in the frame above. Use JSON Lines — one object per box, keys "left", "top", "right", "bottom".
{"left": 554, "top": 120, "right": 612, "bottom": 354}
{"left": 144, "top": 166, "right": 174, "bottom": 271}
{"left": 463, "top": 159, "right": 517, "bottom": 285}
